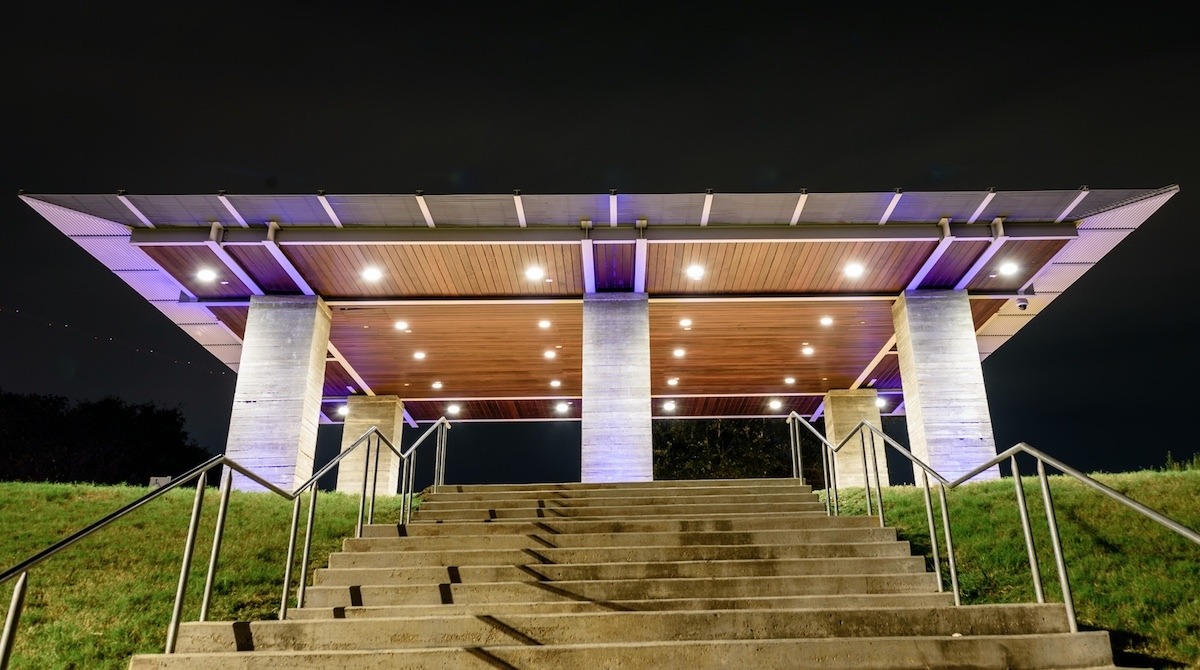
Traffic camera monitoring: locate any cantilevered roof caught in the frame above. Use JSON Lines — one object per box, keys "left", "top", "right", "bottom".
{"left": 20, "top": 186, "right": 1178, "bottom": 424}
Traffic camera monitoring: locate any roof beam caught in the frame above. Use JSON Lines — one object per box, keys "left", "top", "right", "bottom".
{"left": 316, "top": 191, "right": 344, "bottom": 228}
{"left": 609, "top": 190, "right": 618, "bottom": 227}
{"left": 851, "top": 335, "right": 896, "bottom": 390}
{"left": 265, "top": 221, "right": 314, "bottom": 295}
{"left": 207, "top": 223, "right": 263, "bottom": 295}
{"left": 1056, "top": 186, "right": 1089, "bottom": 222}
{"left": 789, "top": 190, "right": 808, "bottom": 225}
{"left": 633, "top": 239, "right": 648, "bottom": 292}
{"left": 967, "top": 188, "right": 996, "bottom": 224}
{"left": 116, "top": 191, "right": 155, "bottom": 228}
{"left": 954, "top": 218, "right": 1008, "bottom": 290}
{"left": 699, "top": 190, "right": 713, "bottom": 226}
{"left": 130, "top": 221, "right": 1077, "bottom": 247}
{"left": 513, "top": 190, "right": 527, "bottom": 228}
{"left": 878, "top": 189, "right": 903, "bottom": 225}
{"left": 217, "top": 191, "right": 249, "bottom": 227}
{"left": 581, "top": 239, "right": 596, "bottom": 293}
{"left": 906, "top": 218, "right": 954, "bottom": 290}
{"left": 415, "top": 192, "right": 435, "bottom": 228}
{"left": 809, "top": 399, "right": 825, "bottom": 421}
{"left": 327, "top": 342, "right": 373, "bottom": 395}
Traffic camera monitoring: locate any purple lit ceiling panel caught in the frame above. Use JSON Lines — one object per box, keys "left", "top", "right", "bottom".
{"left": 593, "top": 242, "right": 635, "bottom": 292}
{"left": 917, "top": 239, "right": 989, "bottom": 289}
{"left": 225, "top": 245, "right": 301, "bottom": 294}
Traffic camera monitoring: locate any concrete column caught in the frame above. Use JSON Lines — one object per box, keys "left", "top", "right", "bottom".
{"left": 823, "top": 389, "right": 890, "bottom": 489}
{"left": 893, "top": 290, "right": 999, "bottom": 482}
{"left": 336, "top": 396, "right": 405, "bottom": 495}
{"left": 225, "top": 295, "right": 331, "bottom": 491}
{"left": 581, "top": 293, "right": 652, "bottom": 482}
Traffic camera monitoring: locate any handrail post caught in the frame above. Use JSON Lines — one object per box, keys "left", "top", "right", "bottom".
{"left": 920, "top": 471, "right": 943, "bottom": 591}
{"left": 399, "top": 456, "right": 411, "bottom": 524}
{"left": 356, "top": 438, "right": 371, "bottom": 538}
{"left": 937, "top": 483, "right": 961, "bottom": 606}
{"left": 165, "top": 473, "right": 207, "bottom": 653}
{"left": 296, "top": 487, "right": 318, "bottom": 609}
{"left": 859, "top": 430, "right": 873, "bottom": 517}
{"left": 829, "top": 443, "right": 841, "bottom": 516}
{"left": 820, "top": 441, "right": 832, "bottom": 515}
{"left": 788, "top": 417, "right": 799, "bottom": 480}
{"left": 0, "top": 572, "right": 28, "bottom": 670}
{"left": 406, "top": 450, "right": 418, "bottom": 524}
{"left": 1011, "top": 456, "right": 1044, "bottom": 603}
{"left": 867, "top": 428, "right": 885, "bottom": 528}
{"left": 1037, "top": 459, "right": 1078, "bottom": 632}
{"left": 278, "top": 495, "right": 302, "bottom": 620}
{"left": 368, "top": 433, "right": 381, "bottom": 526}
{"left": 200, "top": 468, "right": 233, "bottom": 621}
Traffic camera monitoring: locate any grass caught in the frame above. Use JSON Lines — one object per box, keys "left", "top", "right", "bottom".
{"left": 830, "top": 470, "right": 1200, "bottom": 669}
{"left": 0, "top": 472, "right": 1197, "bottom": 669}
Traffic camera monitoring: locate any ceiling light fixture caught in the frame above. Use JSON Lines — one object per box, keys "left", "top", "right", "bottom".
{"left": 447, "top": 404, "right": 461, "bottom": 415}
{"left": 413, "top": 351, "right": 426, "bottom": 360}
{"left": 196, "top": 268, "right": 217, "bottom": 282}
{"left": 999, "top": 261, "right": 1018, "bottom": 276}
{"left": 544, "top": 350, "right": 557, "bottom": 359}
{"left": 394, "top": 321, "right": 408, "bottom": 330}
{"left": 337, "top": 405, "right": 349, "bottom": 417}
{"left": 663, "top": 400, "right": 677, "bottom": 411}
{"left": 538, "top": 319, "right": 551, "bottom": 329}
{"left": 667, "top": 377, "right": 679, "bottom": 386}
{"left": 801, "top": 346, "right": 815, "bottom": 356}
{"left": 673, "top": 348, "right": 685, "bottom": 358}
{"left": 768, "top": 399, "right": 783, "bottom": 410}
{"left": 525, "top": 266, "right": 545, "bottom": 281}
{"left": 784, "top": 377, "right": 795, "bottom": 385}
{"left": 819, "top": 316, "right": 833, "bottom": 326}
{"left": 361, "top": 267, "right": 383, "bottom": 281}
{"left": 555, "top": 402, "right": 569, "bottom": 413}
{"left": 685, "top": 265, "right": 704, "bottom": 280}
{"left": 431, "top": 381, "right": 443, "bottom": 389}
{"left": 875, "top": 397, "right": 887, "bottom": 408}
{"left": 550, "top": 380, "right": 561, "bottom": 388}
{"left": 844, "top": 262, "right": 864, "bottom": 278}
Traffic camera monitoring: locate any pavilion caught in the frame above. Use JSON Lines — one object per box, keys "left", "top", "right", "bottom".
{"left": 20, "top": 186, "right": 1178, "bottom": 492}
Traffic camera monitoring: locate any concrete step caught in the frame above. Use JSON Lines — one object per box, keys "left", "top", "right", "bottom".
{"left": 285, "top": 592, "right": 959, "bottom": 619}
{"left": 360, "top": 513, "right": 879, "bottom": 537}
{"left": 342, "top": 527, "right": 898, "bottom": 552}
{"left": 433, "top": 478, "right": 808, "bottom": 493}
{"left": 131, "top": 631, "right": 1120, "bottom": 669}
{"left": 417, "top": 491, "right": 819, "bottom": 511}
{"left": 410, "top": 500, "right": 829, "bottom": 521}
{"left": 302, "top": 572, "right": 941, "bottom": 607}
{"left": 328, "top": 541, "right": 917, "bottom": 569}
{"left": 175, "top": 604, "right": 1071, "bottom": 652}
{"left": 422, "top": 482, "right": 814, "bottom": 502}
{"left": 312, "top": 555, "right": 930, "bottom": 586}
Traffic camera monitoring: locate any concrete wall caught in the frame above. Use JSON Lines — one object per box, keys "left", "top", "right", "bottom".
{"left": 893, "top": 290, "right": 999, "bottom": 482}
{"left": 335, "top": 396, "right": 405, "bottom": 495}
{"left": 225, "top": 296, "right": 330, "bottom": 491}
{"left": 823, "top": 389, "right": 890, "bottom": 489}
{"left": 581, "top": 293, "right": 653, "bottom": 482}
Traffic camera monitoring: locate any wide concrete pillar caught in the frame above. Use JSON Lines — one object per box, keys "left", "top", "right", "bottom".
{"left": 823, "top": 389, "right": 890, "bottom": 489}
{"left": 225, "top": 295, "right": 331, "bottom": 491}
{"left": 336, "top": 396, "right": 405, "bottom": 495}
{"left": 581, "top": 293, "right": 652, "bottom": 482}
{"left": 893, "top": 290, "right": 999, "bottom": 482}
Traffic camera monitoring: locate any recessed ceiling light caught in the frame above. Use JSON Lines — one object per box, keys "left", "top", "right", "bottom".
{"left": 768, "top": 399, "right": 783, "bottom": 410}
{"left": 550, "top": 380, "right": 561, "bottom": 388}
{"left": 447, "top": 404, "right": 461, "bottom": 415}
{"left": 685, "top": 265, "right": 704, "bottom": 280}
{"left": 784, "top": 377, "right": 795, "bottom": 385}
{"left": 336, "top": 405, "right": 349, "bottom": 417}
{"left": 362, "top": 267, "right": 383, "bottom": 281}
{"left": 819, "top": 316, "right": 833, "bottom": 326}
{"left": 525, "top": 266, "right": 545, "bottom": 281}
{"left": 875, "top": 397, "right": 887, "bottom": 408}
{"left": 679, "top": 318, "right": 692, "bottom": 328}
{"left": 538, "top": 319, "right": 551, "bottom": 329}
{"left": 555, "top": 402, "right": 569, "bottom": 413}
{"left": 197, "top": 268, "right": 217, "bottom": 282}
{"left": 667, "top": 377, "right": 679, "bottom": 386}
{"left": 801, "top": 346, "right": 815, "bottom": 356}
{"left": 544, "top": 350, "right": 557, "bottom": 359}
{"left": 431, "top": 381, "right": 443, "bottom": 389}
{"left": 844, "top": 263, "right": 864, "bottom": 278}
{"left": 663, "top": 400, "right": 677, "bottom": 411}
{"left": 673, "top": 348, "right": 685, "bottom": 358}
{"left": 394, "top": 321, "right": 408, "bottom": 330}
{"left": 999, "top": 262, "right": 1018, "bottom": 276}
{"left": 413, "top": 351, "right": 426, "bottom": 360}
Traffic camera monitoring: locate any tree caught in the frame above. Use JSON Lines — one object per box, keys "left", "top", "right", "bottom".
{"left": 0, "top": 390, "right": 213, "bottom": 485}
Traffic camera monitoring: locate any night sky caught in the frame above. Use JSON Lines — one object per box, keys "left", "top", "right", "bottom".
{"left": 3, "top": 4, "right": 1198, "bottom": 482}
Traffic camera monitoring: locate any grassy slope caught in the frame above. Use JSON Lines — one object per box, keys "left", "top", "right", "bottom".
{"left": 0, "top": 472, "right": 1197, "bottom": 669}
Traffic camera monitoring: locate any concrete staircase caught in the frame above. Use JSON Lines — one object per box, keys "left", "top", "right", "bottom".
{"left": 130, "top": 478, "right": 1137, "bottom": 669}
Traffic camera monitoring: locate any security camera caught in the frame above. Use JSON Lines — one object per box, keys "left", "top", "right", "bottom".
{"left": 1016, "top": 298, "right": 1029, "bottom": 311}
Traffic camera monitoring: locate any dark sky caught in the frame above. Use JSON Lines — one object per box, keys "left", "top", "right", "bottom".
{"left": 3, "top": 3, "right": 1198, "bottom": 481}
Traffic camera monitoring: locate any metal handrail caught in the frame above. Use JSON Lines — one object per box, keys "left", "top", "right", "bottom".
{"left": 0, "top": 417, "right": 452, "bottom": 668}
{"left": 784, "top": 411, "right": 1200, "bottom": 632}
